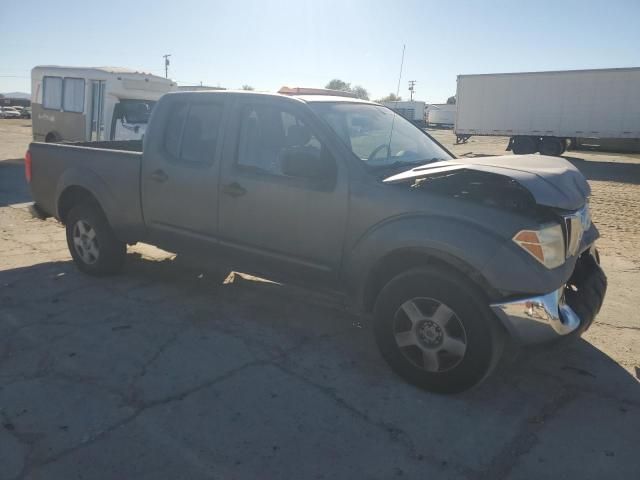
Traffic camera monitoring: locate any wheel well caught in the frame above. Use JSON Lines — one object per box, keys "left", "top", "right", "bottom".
{"left": 362, "top": 249, "right": 497, "bottom": 312}
{"left": 45, "top": 132, "right": 60, "bottom": 143}
{"left": 57, "top": 186, "right": 101, "bottom": 223}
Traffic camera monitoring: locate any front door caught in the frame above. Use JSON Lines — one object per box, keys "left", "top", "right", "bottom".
{"left": 141, "top": 95, "right": 226, "bottom": 243}
{"left": 218, "top": 98, "right": 348, "bottom": 279}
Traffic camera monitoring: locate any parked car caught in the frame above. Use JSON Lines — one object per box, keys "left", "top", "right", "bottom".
{"left": 20, "top": 107, "right": 31, "bottom": 119}
{"left": 0, "top": 106, "right": 21, "bottom": 118}
{"left": 25, "top": 90, "right": 607, "bottom": 393}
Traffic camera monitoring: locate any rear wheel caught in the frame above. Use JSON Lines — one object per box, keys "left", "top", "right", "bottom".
{"left": 373, "top": 267, "right": 504, "bottom": 393}
{"left": 540, "top": 137, "right": 566, "bottom": 156}
{"left": 511, "top": 136, "right": 538, "bottom": 155}
{"left": 65, "top": 203, "right": 126, "bottom": 275}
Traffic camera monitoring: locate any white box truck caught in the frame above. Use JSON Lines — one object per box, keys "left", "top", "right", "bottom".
{"left": 382, "top": 100, "right": 426, "bottom": 127}
{"left": 31, "top": 66, "right": 176, "bottom": 143}
{"left": 426, "top": 104, "right": 456, "bottom": 128}
{"left": 455, "top": 67, "right": 640, "bottom": 155}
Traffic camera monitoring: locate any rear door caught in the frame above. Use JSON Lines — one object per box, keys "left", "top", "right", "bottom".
{"left": 217, "top": 96, "right": 349, "bottom": 279}
{"left": 141, "top": 94, "right": 227, "bottom": 241}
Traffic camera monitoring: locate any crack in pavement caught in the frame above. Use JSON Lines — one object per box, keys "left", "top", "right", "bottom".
{"left": 594, "top": 321, "right": 640, "bottom": 332}
{"left": 474, "top": 388, "right": 579, "bottom": 480}
{"left": 7, "top": 324, "right": 359, "bottom": 480}
{"left": 271, "top": 361, "right": 480, "bottom": 478}
{"left": 13, "top": 360, "right": 263, "bottom": 480}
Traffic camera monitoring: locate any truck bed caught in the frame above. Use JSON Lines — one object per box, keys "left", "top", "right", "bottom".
{"left": 29, "top": 140, "right": 145, "bottom": 241}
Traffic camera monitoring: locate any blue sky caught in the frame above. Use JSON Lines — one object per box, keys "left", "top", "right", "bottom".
{"left": 2, "top": 0, "right": 639, "bottom": 102}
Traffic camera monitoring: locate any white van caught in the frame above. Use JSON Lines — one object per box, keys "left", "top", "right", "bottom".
{"left": 31, "top": 66, "right": 176, "bottom": 142}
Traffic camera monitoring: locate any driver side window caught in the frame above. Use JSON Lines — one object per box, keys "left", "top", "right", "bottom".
{"left": 236, "top": 104, "right": 324, "bottom": 177}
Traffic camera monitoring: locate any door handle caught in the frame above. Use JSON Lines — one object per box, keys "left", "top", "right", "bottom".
{"left": 222, "top": 182, "right": 247, "bottom": 198}
{"left": 150, "top": 169, "right": 168, "bottom": 183}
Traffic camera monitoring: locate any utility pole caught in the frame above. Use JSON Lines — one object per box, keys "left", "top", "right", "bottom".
{"left": 163, "top": 54, "right": 172, "bottom": 79}
{"left": 408, "top": 80, "right": 416, "bottom": 101}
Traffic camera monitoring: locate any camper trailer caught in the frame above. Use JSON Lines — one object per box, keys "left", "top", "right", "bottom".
{"left": 31, "top": 66, "right": 176, "bottom": 142}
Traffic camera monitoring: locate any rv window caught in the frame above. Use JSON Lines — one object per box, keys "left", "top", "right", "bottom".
{"left": 63, "top": 78, "right": 85, "bottom": 113}
{"left": 43, "top": 76, "right": 63, "bottom": 110}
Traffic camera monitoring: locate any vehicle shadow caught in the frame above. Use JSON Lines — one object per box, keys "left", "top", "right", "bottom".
{"left": 0, "top": 159, "right": 31, "bottom": 206}
{"left": 564, "top": 155, "right": 640, "bottom": 185}
{"left": 1, "top": 254, "right": 638, "bottom": 477}
{"left": 2, "top": 253, "right": 637, "bottom": 401}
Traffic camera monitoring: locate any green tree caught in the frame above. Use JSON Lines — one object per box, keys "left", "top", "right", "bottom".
{"left": 241, "top": 85, "right": 255, "bottom": 91}
{"left": 351, "top": 85, "right": 369, "bottom": 100}
{"left": 446, "top": 95, "right": 456, "bottom": 104}
{"left": 325, "top": 79, "right": 351, "bottom": 92}
{"left": 325, "top": 79, "right": 369, "bottom": 99}
{"left": 376, "top": 93, "right": 402, "bottom": 102}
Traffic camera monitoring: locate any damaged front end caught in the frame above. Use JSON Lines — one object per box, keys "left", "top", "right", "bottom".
{"left": 382, "top": 155, "right": 606, "bottom": 344}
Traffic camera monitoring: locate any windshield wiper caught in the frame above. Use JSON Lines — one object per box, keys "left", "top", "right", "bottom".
{"left": 370, "top": 158, "right": 442, "bottom": 172}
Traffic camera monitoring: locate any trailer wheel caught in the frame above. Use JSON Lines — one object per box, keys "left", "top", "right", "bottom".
{"left": 511, "top": 136, "right": 538, "bottom": 155}
{"left": 540, "top": 137, "right": 565, "bottom": 156}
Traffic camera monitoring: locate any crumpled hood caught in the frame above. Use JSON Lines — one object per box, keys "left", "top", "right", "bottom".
{"left": 384, "top": 154, "right": 590, "bottom": 211}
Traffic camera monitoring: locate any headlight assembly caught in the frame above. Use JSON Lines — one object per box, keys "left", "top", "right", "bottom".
{"left": 513, "top": 224, "right": 565, "bottom": 269}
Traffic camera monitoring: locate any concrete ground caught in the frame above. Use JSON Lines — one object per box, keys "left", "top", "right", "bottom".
{"left": 1, "top": 119, "right": 638, "bottom": 479}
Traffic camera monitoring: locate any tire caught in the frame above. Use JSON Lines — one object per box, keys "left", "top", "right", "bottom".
{"left": 373, "top": 267, "right": 504, "bottom": 394}
{"left": 65, "top": 203, "right": 126, "bottom": 275}
{"left": 540, "top": 137, "right": 565, "bottom": 156}
{"left": 511, "top": 136, "right": 538, "bottom": 155}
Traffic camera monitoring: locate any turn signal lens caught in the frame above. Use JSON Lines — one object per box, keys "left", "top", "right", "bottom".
{"left": 513, "top": 224, "right": 565, "bottom": 269}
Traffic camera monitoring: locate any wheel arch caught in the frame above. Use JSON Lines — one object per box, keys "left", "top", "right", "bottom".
{"left": 361, "top": 247, "right": 501, "bottom": 313}
{"left": 57, "top": 185, "right": 106, "bottom": 223}
{"left": 55, "top": 168, "right": 117, "bottom": 225}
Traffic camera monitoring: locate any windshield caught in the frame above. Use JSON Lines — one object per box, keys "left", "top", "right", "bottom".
{"left": 309, "top": 102, "right": 452, "bottom": 169}
{"left": 116, "top": 99, "right": 157, "bottom": 124}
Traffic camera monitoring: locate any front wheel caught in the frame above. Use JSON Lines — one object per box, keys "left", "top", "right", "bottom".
{"left": 65, "top": 203, "right": 126, "bottom": 275}
{"left": 373, "top": 267, "right": 504, "bottom": 394}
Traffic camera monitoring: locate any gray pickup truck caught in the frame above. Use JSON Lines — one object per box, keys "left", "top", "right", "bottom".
{"left": 26, "top": 90, "right": 607, "bottom": 393}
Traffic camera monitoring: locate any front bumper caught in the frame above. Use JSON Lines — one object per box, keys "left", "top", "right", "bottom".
{"left": 491, "top": 248, "right": 607, "bottom": 344}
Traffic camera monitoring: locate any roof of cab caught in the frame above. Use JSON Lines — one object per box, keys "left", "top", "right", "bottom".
{"left": 166, "top": 89, "right": 379, "bottom": 105}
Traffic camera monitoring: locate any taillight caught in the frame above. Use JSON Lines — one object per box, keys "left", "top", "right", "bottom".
{"left": 25, "top": 150, "right": 32, "bottom": 183}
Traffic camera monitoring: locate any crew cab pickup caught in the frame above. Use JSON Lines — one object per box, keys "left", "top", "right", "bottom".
{"left": 26, "top": 90, "right": 607, "bottom": 393}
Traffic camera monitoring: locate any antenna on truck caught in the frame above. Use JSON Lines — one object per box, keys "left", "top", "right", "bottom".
{"left": 386, "top": 44, "right": 406, "bottom": 160}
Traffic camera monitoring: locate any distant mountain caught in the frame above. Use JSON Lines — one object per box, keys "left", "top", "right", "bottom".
{"left": 1, "top": 92, "right": 30, "bottom": 99}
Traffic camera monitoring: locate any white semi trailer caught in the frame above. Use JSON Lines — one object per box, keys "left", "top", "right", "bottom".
{"left": 455, "top": 67, "right": 640, "bottom": 155}
{"left": 382, "top": 100, "right": 426, "bottom": 127}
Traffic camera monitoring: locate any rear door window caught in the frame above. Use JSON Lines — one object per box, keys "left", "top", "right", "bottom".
{"left": 180, "top": 102, "right": 224, "bottom": 164}
{"left": 163, "top": 100, "right": 225, "bottom": 165}
{"left": 163, "top": 102, "right": 189, "bottom": 159}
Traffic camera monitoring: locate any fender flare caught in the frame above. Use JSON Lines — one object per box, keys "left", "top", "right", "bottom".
{"left": 55, "top": 167, "right": 118, "bottom": 222}
{"left": 342, "top": 214, "right": 508, "bottom": 311}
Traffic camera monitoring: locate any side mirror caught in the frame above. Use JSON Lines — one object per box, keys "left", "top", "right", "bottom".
{"left": 281, "top": 149, "right": 335, "bottom": 181}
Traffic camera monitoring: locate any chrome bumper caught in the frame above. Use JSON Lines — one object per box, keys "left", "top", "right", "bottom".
{"left": 490, "top": 247, "right": 606, "bottom": 344}
{"left": 491, "top": 288, "right": 581, "bottom": 344}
